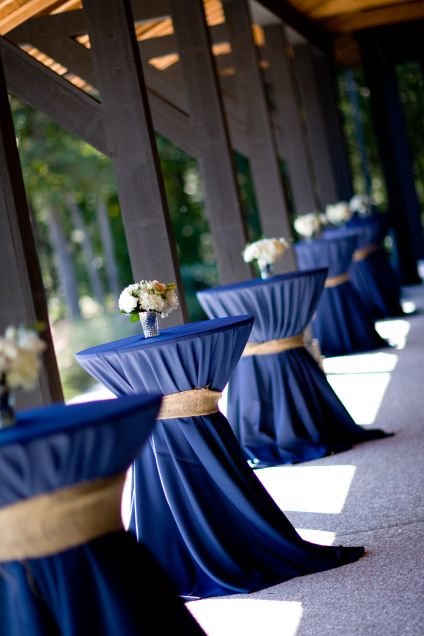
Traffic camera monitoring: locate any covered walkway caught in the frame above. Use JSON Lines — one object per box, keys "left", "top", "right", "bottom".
{"left": 187, "top": 283, "right": 424, "bottom": 635}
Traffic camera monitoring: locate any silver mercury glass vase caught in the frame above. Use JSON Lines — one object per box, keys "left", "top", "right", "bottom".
{"left": 139, "top": 311, "right": 160, "bottom": 338}
{"left": 259, "top": 262, "right": 273, "bottom": 280}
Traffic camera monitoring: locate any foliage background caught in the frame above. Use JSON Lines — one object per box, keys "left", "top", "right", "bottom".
{"left": 9, "top": 60, "right": 424, "bottom": 399}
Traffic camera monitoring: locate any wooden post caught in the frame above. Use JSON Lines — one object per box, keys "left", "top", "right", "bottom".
{"left": 169, "top": 0, "right": 251, "bottom": 283}
{"left": 361, "top": 37, "right": 422, "bottom": 285}
{"left": 223, "top": 0, "right": 296, "bottom": 273}
{"left": 0, "top": 55, "right": 63, "bottom": 407}
{"left": 82, "top": 0, "right": 186, "bottom": 324}
{"left": 313, "top": 51, "right": 354, "bottom": 202}
{"left": 293, "top": 43, "right": 339, "bottom": 209}
{"left": 263, "top": 24, "right": 318, "bottom": 214}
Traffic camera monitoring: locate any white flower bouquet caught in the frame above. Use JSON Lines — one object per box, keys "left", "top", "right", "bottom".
{"left": 349, "top": 194, "right": 371, "bottom": 216}
{"left": 119, "top": 280, "right": 178, "bottom": 322}
{"left": 242, "top": 237, "right": 289, "bottom": 270}
{"left": 0, "top": 326, "right": 46, "bottom": 391}
{"left": 293, "top": 212, "right": 324, "bottom": 239}
{"left": 325, "top": 201, "right": 352, "bottom": 225}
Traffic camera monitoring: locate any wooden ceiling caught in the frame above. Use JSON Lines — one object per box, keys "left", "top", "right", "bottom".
{"left": 283, "top": 0, "right": 424, "bottom": 33}
{"left": 0, "top": 0, "right": 423, "bottom": 74}
{"left": 1, "top": 0, "right": 424, "bottom": 37}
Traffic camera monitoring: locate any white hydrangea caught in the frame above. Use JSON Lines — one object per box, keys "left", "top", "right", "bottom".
{"left": 119, "top": 280, "right": 178, "bottom": 319}
{"left": 349, "top": 194, "right": 371, "bottom": 216}
{"left": 118, "top": 284, "right": 139, "bottom": 313}
{"left": 0, "top": 326, "right": 46, "bottom": 391}
{"left": 325, "top": 201, "right": 351, "bottom": 225}
{"left": 242, "top": 238, "right": 289, "bottom": 269}
{"left": 293, "top": 213, "right": 322, "bottom": 238}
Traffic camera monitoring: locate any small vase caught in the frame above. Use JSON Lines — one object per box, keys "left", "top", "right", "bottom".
{"left": 259, "top": 263, "right": 273, "bottom": 279}
{"left": 139, "top": 311, "right": 160, "bottom": 338}
{"left": 0, "top": 384, "right": 15, "bottom": 429}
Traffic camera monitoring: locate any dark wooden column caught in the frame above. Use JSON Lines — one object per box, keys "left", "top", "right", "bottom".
{"left": 263, "top": 24, "right": 318, "bottom": 214}
{"left": 293, "top": 43, "right": 339, "bottom": 209}
{"left": 361, "top": 37, "right": 423, "bottom": 285}
{"left": 82, "top": 0, "right": 186, "bottom": 324}
{"left": 0, "top": 55, "right": 63, "bottom": 407}
{"left": 313, "top": 51, "right": 354, "bottom": 202}
{"left": 223, "top": 0, "right": 296, "bottom": 273}
{"left": 170, "top": 0, "right": 251, "bottom": 283}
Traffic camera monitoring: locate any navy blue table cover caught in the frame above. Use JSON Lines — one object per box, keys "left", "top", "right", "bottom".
{"left": 324, "top": 220, "right": 403, "bottom": 319}
{"left": 0, "top": 395, "right": 205, "bottom": 636}
{"left": 77, "top": 316, "right": 365, "bottom": 599}
{"left": 197, "top": 270, "right": 390, "bottom": 466}
{"left": 295, "top": 236, "right": 387, "bottom": 356}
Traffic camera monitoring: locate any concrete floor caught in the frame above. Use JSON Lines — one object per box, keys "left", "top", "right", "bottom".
{"left": 187, "top": 285, "right": 424, "bottom": 636}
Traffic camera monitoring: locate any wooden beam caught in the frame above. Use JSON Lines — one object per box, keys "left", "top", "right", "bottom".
{"left": 0, "top": 0, "right": 60, "bottom": 35}
{"left": 305, "top": 0, "right": 412, "bottom": 19}
{"left": 24, "top": 34, "right": 195, "bottom": 156}
{"left": 170, "top": 0, "right": 251, "bottom": 284}
{"left": 293, "top": 43, "right": 339, "bottom": 208}
{"left": 0, "top": 35, "right": 107, "bottom": 155}
{"left": 360, "top": 35, "right": 422, "bottom": 284}
{"left": 318, "top": 1, "right": 424, "bottom": 34}
{"left": 82, "top": 0, "right": 186, "bottom": 324}
{"left": 7, "top": 1, "right": 171, "bottom": 41}
{"left": 223, "top": 0, "right": 296, "bottom": 273}
{"left": 254, "top": 0, "right": 331, "bottom": 53}
{"left": 263, "top": 24, "right": 318, "bottom": 214}
{"left": 313, "top": 50, "right": 353, "bottom": 201}
{"left": 0, "top": 53, "right": 63, "bottom": 407}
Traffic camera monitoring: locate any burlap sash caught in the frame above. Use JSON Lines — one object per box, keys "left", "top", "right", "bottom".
{"left": 352, "top": 243, "right": 380, "bottom": 262}
{"left": 325, "top": 272, "right": 350, "bottom": 288}
{"left": 158, "top": 388, "right": 221, "bottom": 419}
{"left": 242, "top": 333, "right": 304, "bottom": 357}
{"left": 0, "top": 472, "right": 125, "bottom": 561}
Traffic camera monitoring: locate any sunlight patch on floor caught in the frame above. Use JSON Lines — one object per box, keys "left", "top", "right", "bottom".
{"left": 295, "top": 528, "right": 336, "bottom": 545}
{"left": 187, "top": 599, "right": 303, "bottom": 636}
{"left": 328, "top": 371, "right": 392, "bottom": 425}
{"left": 323, "top": 351, "right": 398, "bottom": 375}
{"left": 323, "top": 351, "right": 398, "bottom": 425}
{"left": 375, "top": 318, "right": 411, "bottom": 349}
{"left": 256, "top": 464, "right": 357, "bottom": 514}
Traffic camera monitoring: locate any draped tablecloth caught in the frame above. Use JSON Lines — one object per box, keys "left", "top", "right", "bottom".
{"left": 0, "top": 395, "right": 205, "bottom": 636}
{"left": 295, "top": 235, "right": 387, "bottom": 356}
{"left": 197, "top": 270, "right": 391, "bottom": 466}
{"left": 77, "top": 316, "right": 365, "bottom": 599}
{"left": 324, "top": 217, "right": 403, "bottom": 319}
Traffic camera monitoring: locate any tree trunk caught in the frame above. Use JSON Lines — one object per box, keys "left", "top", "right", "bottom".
{"left": 47, "top": 205, "right": 81, "bottom": 321}
{"left": 66, "top": 195, "right": 104, "bottom": 306}
{"left": 96, "top": 198, "right": 120, "bottom": 300}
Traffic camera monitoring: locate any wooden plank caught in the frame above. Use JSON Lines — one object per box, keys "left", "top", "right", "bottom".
{"left": 170, "top": 0, "right": 251, "bottom": 284}
{"left": 293, "top": 43, "right": 338, "bottom": 208}
{"left": 0, "top": 0, "right": 59, "bottom": 34}
{"left": 0, "top": 54, "right": 63, "bottom": 407}
{"left": 82, "top": 0, "right": 186, "bottom": 324}
{"left": 223, "top": 0, "right": 296, "bottom": 273}
{"left": 318, "top": 1, "right": 424, "bottom": 33}
{"left": 7, "top": 0, "right": 171, "bottom": 41}
{"left": 0, "top": 35, "right": 107, "bottom": 154}
{"left": 303, "top": 0, "right": 412, "bottom": 19}
{"left": 263, "top": 24, "right": 318, "bottom": 214}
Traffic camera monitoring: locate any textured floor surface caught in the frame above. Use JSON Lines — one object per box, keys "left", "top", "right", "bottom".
{"left": 187, "top": 285, "right": 424, "bottom": 636}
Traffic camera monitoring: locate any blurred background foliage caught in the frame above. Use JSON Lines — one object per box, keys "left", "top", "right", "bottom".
{"left": 9, "top": 60, "right": 424, "bottom": 399}
{"left": 10, "top": 94, "right": 263, "bottom": 399}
